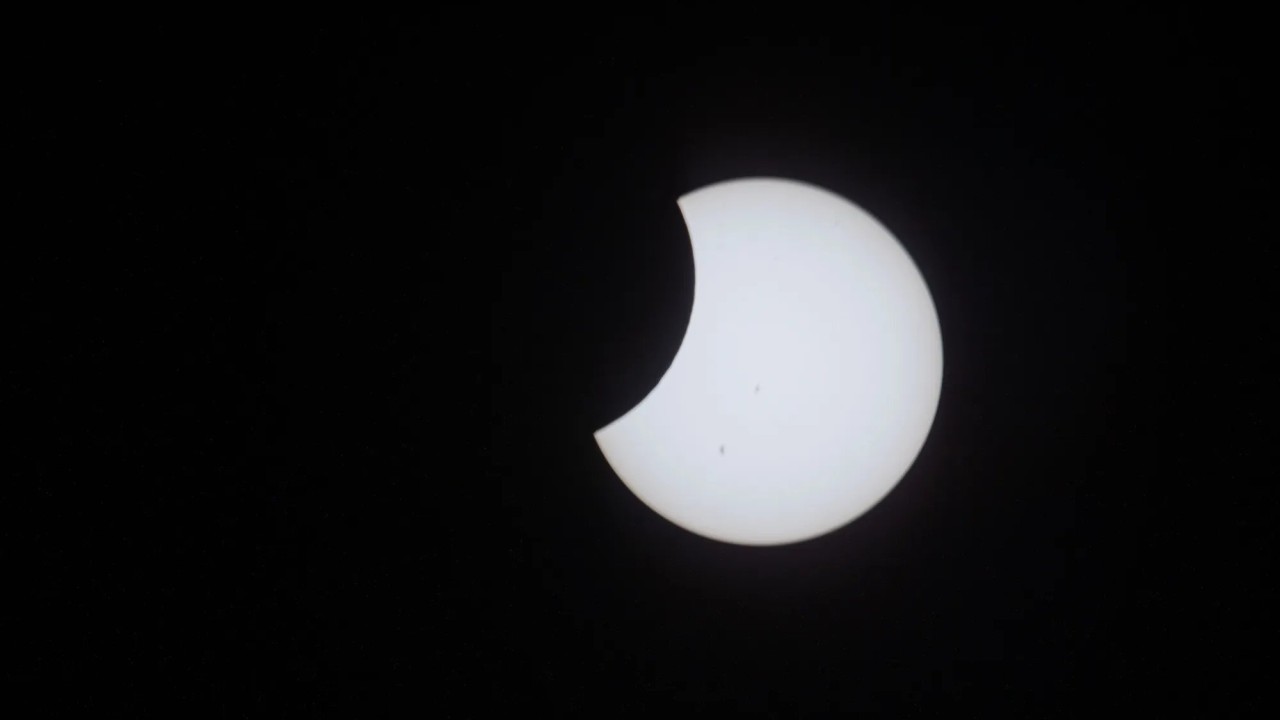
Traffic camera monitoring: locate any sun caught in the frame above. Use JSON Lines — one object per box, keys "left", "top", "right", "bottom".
{"left": 594, "top": 177, "right": 943, "bottom": 546}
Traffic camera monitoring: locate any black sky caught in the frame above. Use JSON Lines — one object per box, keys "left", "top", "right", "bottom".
{"left": 12, "top": 6, "right": 1273, "bottom": 715}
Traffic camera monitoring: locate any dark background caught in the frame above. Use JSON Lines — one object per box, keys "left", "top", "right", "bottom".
{"left": 11, "top": 6, "right": 1272, "bottom": 715}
